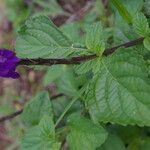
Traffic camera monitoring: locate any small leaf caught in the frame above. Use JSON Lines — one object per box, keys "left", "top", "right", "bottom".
{"left": 21, "top": 91, "right": 53, "bottom": 126}
{"left": 133, "top": 12, "right": 150, "bottom": 37}
{"left": 21, "top": 116, "right": 60, "bottom": 150}
{"left": 86, "top": 22, "right": 105, "bottom": 56}
{"left": 67, "top": 113, "right": 108, "bottom": 150}
{"left": 144, "top": 37, "right": 150, "bottom": 51}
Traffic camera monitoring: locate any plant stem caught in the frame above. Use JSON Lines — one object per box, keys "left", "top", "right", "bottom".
{"left": 19, "top": 37, "right": 144, "bottom": 66}
{"left": 54, "top": 95, "right": 80, "bottom": 128}
{"left": 54, "top": 84, "right": 88, "bottom": 127}
{"left": 0, "top": 109, "right": 23, "bottom": 123}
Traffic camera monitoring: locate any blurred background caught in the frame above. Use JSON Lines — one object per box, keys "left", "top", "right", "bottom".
{"left": 0, "top": 0, "right": 150, "bottom": 149}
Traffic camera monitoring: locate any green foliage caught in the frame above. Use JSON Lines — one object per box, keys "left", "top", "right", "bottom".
{"left": 122, "top": 0, "right": 143, "bottom": 16}
{"left": 21, "top": 92, "right": 53, "bottom": 126}
{"left": 67, "top": 114, "right": 108, "bottom": 150}
{"left": 16, "top": 15, "right": 86, "bottom": 58}
{"left": 74, "top": 57, "right": 102, "bottom": 75}
{"left": 61, "top": 22, "right": 86, "bottom": 45}
{"left": 44, "top": 65, "right": 66, "bottom": 86}
{"left": 56, "top": 67, "right": 79, "bottom": 97}
{"left": 111, "top": 0, "right": 132, "bottom": 24}
{"left": 21, "top": 115, "right": 60, "bottom": 150}
{"left": 3, "top": 0, "right": 150, "bottom": 149}
{"left": 144, "top": 37, "right": 150, "bottom": 51}
{"left": 86, "top": 22, "right": 105, "bottom": 56}
{"left": 133, "top": 12, "right": 150, "bottom": 37}
{"left": 85, "top": 48, "right": 150, "bottom": 126}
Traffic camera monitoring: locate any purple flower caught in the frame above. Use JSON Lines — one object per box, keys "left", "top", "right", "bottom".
{"left": 0, "top": 49, "right": 20, "bottom": 79}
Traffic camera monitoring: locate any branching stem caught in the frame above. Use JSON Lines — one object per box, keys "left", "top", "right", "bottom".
{"left": 0, "top": 37, "right": 144, "bottom": 123}
{"left": 19, "top": 37, "right": 144, "bottom": 66}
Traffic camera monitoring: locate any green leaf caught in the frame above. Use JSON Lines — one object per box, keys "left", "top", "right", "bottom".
{"left": 111, "top": 0, "right": 132, "bottom": 24}
{"left": 56, "top": 67, "right": 78, "bottom": 96}
{"left": 16, "top": 15, "right": 85, "bottom": 58}
{"left": 85, "top": 48, "right": 150, "bottom": 126}
{"left": 21, "top": 115, "right": 60, "bottom": 150}
{"left": 74, "top": 57, "right": 102, "bottom": 75}
{"left": 144, "top": 37, "right": 150, "bottom": 51}
{"left": 21, "top": 91, "right": 53, "bottom": 126}
{"left": 61, "top": 22, "right": 86, "bottom": 45}
{"left": 67, "top": 114, "right": 108, "bottom": 150}
{"left": 86, "top": 22, "right": 105, "bottom": 56}
{"left": 133, "top": 12, "right": 150, "bottom": 37}
{"left": 112, "top": 0, "right": 143, "bottom": 38}
{"left": 74, "top": 59, "right": 96, "bottom": 75}
{"left": 98, "top": 134, "right": 126, "bottom": 150}
{"left": 43, "top": 65, "right": 65, "bottom": 86}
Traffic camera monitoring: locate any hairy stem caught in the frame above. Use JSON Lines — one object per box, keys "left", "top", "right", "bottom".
{"left": 19, "top": 37, "right": 144, "bottom": 66}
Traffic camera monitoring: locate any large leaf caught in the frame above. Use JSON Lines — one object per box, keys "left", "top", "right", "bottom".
{"left": 67, "top": 114, "right": 108, "bottom": 150}
{"left": 16, "top": 15, "right": 85, "bottom": 58}
{"left": 21, "top": 91, "right": 53, "bottom": 126}
{"left": 85, "top": 48, "right": 150, "bottom": 126}
{"left": 21, "top": 116, "right": 60, "bottom": 150}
